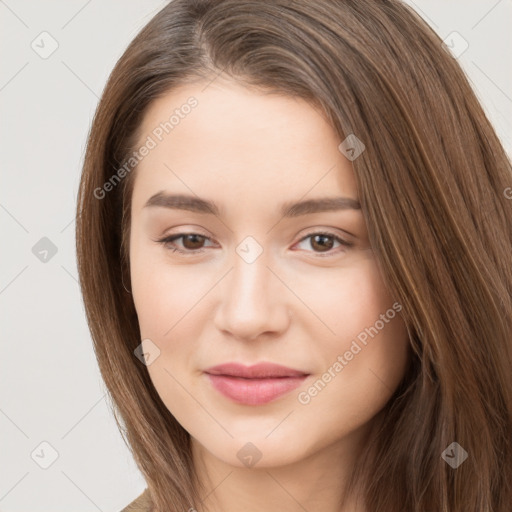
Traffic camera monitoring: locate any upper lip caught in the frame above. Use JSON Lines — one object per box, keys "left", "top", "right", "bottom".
{"left": 204, "top": 362, "right": 309, "bottom": 379}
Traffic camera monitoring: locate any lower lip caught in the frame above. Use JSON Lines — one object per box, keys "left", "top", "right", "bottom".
{"left": 205, "top": 373, "right": 308, "bottom": 405}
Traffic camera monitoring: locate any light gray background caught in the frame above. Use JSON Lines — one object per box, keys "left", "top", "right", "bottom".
{"left": 1, "top": 1, "right": 511, "bottom": 511}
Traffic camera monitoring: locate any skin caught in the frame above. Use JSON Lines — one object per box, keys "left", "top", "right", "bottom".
{"left": 128, "top": 77, "right": 410, "bottom": 512}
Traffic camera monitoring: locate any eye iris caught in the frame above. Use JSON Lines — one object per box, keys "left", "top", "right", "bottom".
{"left": 182, "top": 234, "right": 205, "bottom": 250}
{"left": 311, "top": 234, "right": 333, "bottom": 252}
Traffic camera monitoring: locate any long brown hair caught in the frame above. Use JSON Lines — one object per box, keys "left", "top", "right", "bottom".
{"left": 75, "top": 1, "right": 512, "bottom": 510}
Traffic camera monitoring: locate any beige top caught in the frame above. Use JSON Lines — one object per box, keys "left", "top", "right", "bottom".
{"left": 120, "top": 488, "right": 152, "bottom": 512}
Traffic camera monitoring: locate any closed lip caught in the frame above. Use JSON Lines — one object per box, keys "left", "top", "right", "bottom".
{"left": 204, "top": 362, "right": 309, "bottom": 379}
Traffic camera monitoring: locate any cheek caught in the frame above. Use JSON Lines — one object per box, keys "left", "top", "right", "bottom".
{"left": 311, "top": 318, "right": 409, "bottom": 441}
{"left": 130, "top": 241, "right": 207, "bottom": 338}
{"left": 130, "top": 250, "right": 205, "bottom": 413}
{"left": 300, "top": 256, "right": 410, "bottom": 398}
{"left": 296, "top": 255, "right": 402, "bottom": 344}
{"left": 130, "top": 242, "right": 216, "bottom": 403}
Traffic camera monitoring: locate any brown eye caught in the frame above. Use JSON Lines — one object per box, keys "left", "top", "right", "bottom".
{"left": 310, "top": 234, "right": 334, "bottom": 252}
{"left": 294, "top": 231, "right": 352, "bottom": 257}
{"left": 156, "top": 233, "right": 214, "bottom": 255}
{"left": 181, "top": 234, "right": 207, "bottom": 250}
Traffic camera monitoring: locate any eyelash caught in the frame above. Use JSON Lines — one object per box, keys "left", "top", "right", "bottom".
{"left": 155, "top": 231, "right": 353, "bottom": 258}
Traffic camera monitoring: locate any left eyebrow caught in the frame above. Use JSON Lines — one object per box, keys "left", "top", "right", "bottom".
{"left": 143, "top": 192, "right": 361, "bottom": 217}
{"left": 280, "top": 196, "right": 361, "bottom": 217}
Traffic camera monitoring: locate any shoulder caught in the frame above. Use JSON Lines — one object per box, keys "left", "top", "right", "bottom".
{"left": 120, "top": 488, "right": 153, "bottom": 512}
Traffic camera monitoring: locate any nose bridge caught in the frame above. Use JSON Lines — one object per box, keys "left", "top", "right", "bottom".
{"left": 232, "top": 248, "right": 271, "bottom": 303}
{"left": 213, "top": 238, "right": 289, "bottom": 339}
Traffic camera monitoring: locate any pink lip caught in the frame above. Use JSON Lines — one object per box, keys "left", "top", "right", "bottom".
{"left": 204, "top": 362, "right": 309, "bottom": 405}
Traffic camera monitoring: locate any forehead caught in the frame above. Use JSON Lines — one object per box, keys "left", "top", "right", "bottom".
{"left": 131, "top": 79, "right": 358, "bottom": 211}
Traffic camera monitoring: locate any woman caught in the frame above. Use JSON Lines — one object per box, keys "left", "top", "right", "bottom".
{"left": 75, "top": 0, "right": 512, "bottom": 511}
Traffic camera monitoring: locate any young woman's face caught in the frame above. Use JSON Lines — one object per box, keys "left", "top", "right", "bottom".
{"left": 128, "top": 79, "right": 410, "bottom": 469}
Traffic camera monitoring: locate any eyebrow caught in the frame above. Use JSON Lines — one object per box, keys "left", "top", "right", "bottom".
{"left": 143, "top": 192, "right": 361, "bottom": 217}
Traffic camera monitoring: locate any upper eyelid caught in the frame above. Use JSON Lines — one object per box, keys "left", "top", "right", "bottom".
{"left": 159, "top": 224, "right": 353, "bottom": 240}
{"left": 159, "top": 229, "right": 350, "bottom": 242}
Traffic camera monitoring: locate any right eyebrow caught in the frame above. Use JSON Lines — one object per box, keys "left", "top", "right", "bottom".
{"left": 144, "top": 192, "right": 220, "bottom": 215}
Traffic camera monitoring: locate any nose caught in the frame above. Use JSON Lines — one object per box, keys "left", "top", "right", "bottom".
{"left": 213, "top": 250, "right": 291, "bottom": 341}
